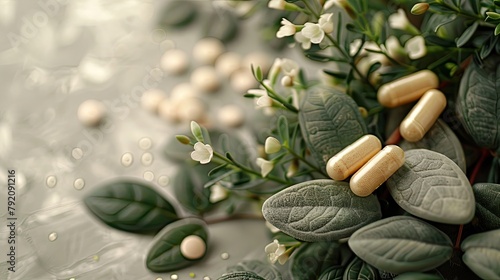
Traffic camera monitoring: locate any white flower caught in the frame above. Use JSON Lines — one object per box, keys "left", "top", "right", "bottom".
{"left": 265, "top": 137, "right": 281, "bottom": 154}
{"left": 319, "top": 13, "right": 334, "bottom": 34}
{"left": 385, "top": 36, "right": 405, "bottom": 62}
{"left": 209, "top": 184, "right": 228, "bottom": 203}
{"left": 268, "top": 0, "right": 286, "bottom": 10}
{"left": 280, "top": 58, "right": 299, "bottom": 77}
{"left": 405, "top": 36, "right": 426, "bottom": 60}
{"left": 281, "top": 75, "right": 293, "bottom": 87}
{"left": 349, "top": 39, "right": 363, "bottom": 56}
{"left": 190, "top": 142, "right": 213, "bottom": 164}
{"left": 256, "top": 157, "right": 274, "bottom": 177}
{"left": 256, "top": 95, "right": 274, "bottom": 108}
{"left": 388, "top": 9, "right": 410, "bottom": 30}
{"left": 265, "top": 239, "right": 288, "bottom": 265}
{"left": 301, "top": 22, "right": 325, "bottom": 44}
{"left": 265, "top": 221, "right": 281, "bottom": 233}
{"left": 294, "top": 31, "right": 311, "bottom": 50}
{"left": 277, "top": 18, "right": 296, "bottom": 38}
{"left": 268, "top": 58, "right": 283, "bottom": 83}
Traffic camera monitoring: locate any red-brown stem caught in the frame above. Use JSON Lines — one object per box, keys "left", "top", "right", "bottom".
{"left": 385, "top": 127, "right": 401, "bottom": 145}
{"left": 454, "top": 148, "right": 490, "bottom": 250}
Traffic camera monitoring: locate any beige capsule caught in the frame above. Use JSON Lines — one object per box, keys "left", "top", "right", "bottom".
{"left": 377, "top": 70, "right": 439, "bottom": 108}
{"left": 326, "top": 135, "right": 382, "bottom": 181}
{"left": 350, "top": 145, "right": 405, "bottom": 197}
{"left": 400, "top": 89, "right": 447, "bottom": 142}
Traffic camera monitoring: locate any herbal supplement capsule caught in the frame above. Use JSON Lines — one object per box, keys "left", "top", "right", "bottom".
{"left": 377, "top": 70, "right": 439, "bottom": 108}
{"left": 180, "top": 235, "right": 206, "bottom": 260}
{"left": 326, "top": 135, "right": 382, "bottom": 181}
{"left": 350, "top": 145, "right": 405, "bottom": 197}
{"left": 400, "top": 89, "right": 447, "bottom": 142}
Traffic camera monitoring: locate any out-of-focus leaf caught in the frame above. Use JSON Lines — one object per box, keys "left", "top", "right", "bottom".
{"left": 227, "top": 260, "right": 282, "bottom": 280}
{"left": 290, "top": 242, "right": 347, "bottom": 280}
{"left": 461, "top": 229, "right": 500, "bottom": 279}
{"left": 173, "top": 163, "right": 213, "bottom": 214}
{"left": 473, "top": 183, "right": 500, "bottom": 230}
{"left": 343, "top": 257, "right": 379, "bottom": 280}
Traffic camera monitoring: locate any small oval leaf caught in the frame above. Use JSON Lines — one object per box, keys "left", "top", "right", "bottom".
{"left": 227, "top": 260, "right": 282, "bottom": 280}
{"left": 218, "top": 271, "right": 266, "bottom": 280}
{"left": 84, "top": 180, "right": 178, "bottom": 233}
{"left": 318, "top": 266, "right": 344, "bottom": 280}
{"left": 262, "top": 180, "right": 382, "bottom": 242}
{"left": 291, "top": 242, "right": 346, "bottom": 280}
{"left": 457, "top": 55, "right": 500, "bottom": 153}
{"left": 387, "top": 149, "right": 475, "bottom": 224}
{"left": 473, "top": 183, "right": 500, "bottom": 230}
{"left": 456, "top": 21, "right": 478, "bottom": 47}
{"left": 299, "top": 88, "right": 367, "bottom": 171}
{"left": 343, "top": 257, "right": 380, "bottom": 280}
{"left": 399, "top": 119, "right": 466, "bottom": 172}
{"left": 146, "top": 218, "right": 208, "bottom": 272}
{"left": 461, "top": 229, "right": 500, "bottom": 279}
{"left": 348, "top": 216, "right": 453, "bottom": 274}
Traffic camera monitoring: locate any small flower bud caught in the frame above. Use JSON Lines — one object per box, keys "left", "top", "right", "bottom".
{"left": 411, "top": 3, "right": 429, "bottom": 15}
{"left": 281, "top": 75, "right": 294, "bottom": 87}
{"left": 176, "top": 135, "right": 191, "bottom": 145}
{"left": 265, "top": 137, "right": 282, "bottom": 154}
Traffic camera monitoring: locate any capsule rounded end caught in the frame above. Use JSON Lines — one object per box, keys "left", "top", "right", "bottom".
{"left": 349, "top": 175, "right": 372, "bottom": 197}
{"left": 400, "top": 119, "right": 425, "bottom": 142}
{"left": 326, "top": 156, "right": 349, "bottom": 181}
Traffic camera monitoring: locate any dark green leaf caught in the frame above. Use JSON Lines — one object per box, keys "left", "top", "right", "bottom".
{"left": 387, "top": 149, "right": 475, "bottom": 224}
{"left": 299, "top": 87, "right": 367, "bottom": 171}
{"left": 393, "top": 272, "right": 443, "bottom": 280}
{"left": 318, "top": 266, "right": 344, "bottom": 280}
{"left": 173, "top": 164, "right": 213, "bottom": 214}
{"left": 480, "top": 35, "right": 499, "bottom": 59}
{"left": 495, "top": 23, "right": 500, "bottom": 36}
{"left": 348, "top": 216, "right": 453, "bottom": 274}
{"left": 291, "top": 242, "right": 346, "bottom": 280}
{"left": 84, "top": 180, "right": 178, "bottom": 233}
{"left": 323, "top": 70, "right": 348, "bottom": 80}
{"left": 461, "top": 229, "right": 500, "bottom": 279}
{"left": 473, "top": 183, "right": 500, "bottom": 230}
{"left": 262, "top": 180, "right": 381, "bottom": 242}
{"left": 457, "top": 54, "right": 500, "bottom": 153}
{"left": 146, "top": 218, "right": 208, "bottom": 272}
{"left": 227, "top": 260, "right": 282, "bottom": 280}
{"left": 218, "top": 271, "right": 266, "bottom": 280}
{"left": 456, "top": 21, "right": 478, "bottom": 47}
{"left": 305, "top": 53, "right": 335, "bottom": 62}
{"left": 367, "top": 62, "right": 381, "bottom": 76}
{"left": 343, "top": 257, "right": 379, "bottom": 280}
{"left": 399, "top": 119, "right": 466, "bottom": 172}
{"left": 277, "top": 115, "right": 289, "bottom": 146}
{"left": 204, "top": 170, "right": 238, "bottom": 189}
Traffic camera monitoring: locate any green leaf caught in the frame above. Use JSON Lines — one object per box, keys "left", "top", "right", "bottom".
{"left": 399, "top": 119, "right": 466, "bottom": 172}
{"left": 367, "top": 62, "right": 381, "bottom": 76}
{"left": 495, "top": 23, "right": 500, "bottom": 36}
{"left": 318, "top": 266, "right": 344, "bottom": 280}
{"left": 473, "top": 183, "right": 500, "bottom": 230}
{"left": 348, "top": 216, "right": 453, "bottom": 274}
{"left": 299, "top": 88, "right": 367, "bottom": 171}
{"left": 204, "top": 170, "right": 237, "bottom": 189}
{"left": 172, "top": 164, "right": 213, "bottom": 214}
{"left": 175, "top": 135, "right": 191, "bottom": 145}
{"left": 262, "top": 180, "right": 382, "bottom": 242}
{"left": 343, "top": 257, "right": 379, "bottom": 280}
{"left": 323, "top": 69, "right": 348, "bottom": 80}
{"left": 457, "top": 54, "right": 500, "bottom": 153}
{"left": 218, "top": 272, "right": 266, "bottom": 280}
{"left": 204, "top": 10, "right": 238, "bottom": 43}
{"left": 84, "top": 180, "right": 178, "bottom": 233}
{"left": 277, "top": 115, "right": 290, "bottom": 147}
{"left": 480, "top": 35, "right": 499, "bottom": 59}
{"left": 290, "top": 242, "right": 348, "bottom": 280}
{"left": 387, "top": 149, "right": 475, "bottom": 224}
{"left": 487, "top": 12, "right": 500, "bottom": 20}
{"left": 146, "top": 218, "right": 208, "bottom": 272}
{"left": 461, "top": 229, "right": 500, "bottom": 279}
{"left": 393, "top": 272, "right": 443, "bottom": 280}
{"left": 456, "top": 21, "right": 478, "bottom": 47}
{"left": 227, "top": 260, "right": 282, "bottom": 280}
{"left": 191, "top": 121, "right": 204, "bottom": 142}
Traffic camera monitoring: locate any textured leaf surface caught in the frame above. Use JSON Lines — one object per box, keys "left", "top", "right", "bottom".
{"left": 227, "top": 260, "right": 282, "bottom": 280}
{"left": 399, "top": 119, "right": 466, "bottom": 172}
{"left": 218, "top": 271, "right": 266, "bottom": 280}
{"left": 457, "top": 55, "right": 500, "bottom": 153}
{"left": 473, "top": 183, "right": 500, "bottom": 230}
{"left": 173, "top": 163, "right": 212, "bottom": 214}
{"left": 318, "top": 266, "right": 344, "bottom": 280}
{"left": 84, "top": 180, "right": 178, "bottom": 233}
{"left": 299, "top": 88, "right": 367, "bottom": 171}
{"left": 262, "top": 180, "right": 382, "bottom": 242}
{"left": 461, "top": 229, "right": 500, "bottom": 280}
{"left": 146, "top": 218, "right": 208, "bottom": 272}
{"left": 393, "top": 272, "right": 442, "bottom": 280}
{"left": 386, "top": 149, "right": 475, "bottom": 224}
{"left": 343, "top": 257, "right": 379, "bottom": 280}
{"left": 291, "top": 242, "right": 347, "bottom": 280}
{"left": 348, "top": 216, "right": 453, "bottom": 274}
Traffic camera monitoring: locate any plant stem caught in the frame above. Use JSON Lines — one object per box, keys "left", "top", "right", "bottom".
{"left": 284, "top": 146, "right": 328, "bottom": 177}
{"left": 261, "top": 82, "right": 299, "bottom": 113}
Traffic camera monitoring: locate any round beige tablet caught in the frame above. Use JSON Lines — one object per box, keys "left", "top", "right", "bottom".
{"left": 218, "top": 104, "right": 245, "bottom": 128}
{"left": 230, "top": 69, "right": 257, "bottom": 93}
{"left": 170, "top": 83, "right": 198, "bottom": 101}
{"left": 180, "top": 235, "right": 206, "bottom": 260}
{"left": 177, "top": 97, "right": 208, "bottom": 123}
{"left": 193, "top": 37, "right": 225, "bottom": 65}
{"left": 141, "top": 89, "right": 166, "bottom": 113}
{"left": 191, "top": 66, "right": 220, "bottom": 93}
{"left": 160, "top": 49, "right": 189, "bottom": 75}
{"left": 158, "top": 99, "right": 179, "bottom": 122}
{"left": 215, "top": 52, "right": 242, "bottom": 77}
{"left": 77, "top": 99, "right": 106, "bottom": 126}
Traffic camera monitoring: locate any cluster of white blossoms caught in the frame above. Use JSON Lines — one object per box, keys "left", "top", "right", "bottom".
{"left": 275, "top": 13, "right": 334, "bottom": 50}
{"left": 265, "top": 239, "right": 289, "bottom": 265}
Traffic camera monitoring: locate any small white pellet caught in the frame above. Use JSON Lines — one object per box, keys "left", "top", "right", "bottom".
{"left": 218, "top": 104, "right": 245, "bottom": 128}
{"left": 230, "top": 69, "right": 257, "bottom": 93}
{"left": 215, "top": 52, "right": 242, "bottom": 78}
{"left": 191, "top": 66, "right": 220, "bottom": 93}
{"left": 77, "top": 99, "right": 106, "bottom": 127}
{"left": 170, "top": 83, "right": 198, "bottom": 101}
{"left": 192, "top": 37, "right": 225, "bottom": 65}
{"left": 180, "top": 235, "right": 206, "bottom": 260}
{"left": 141, "top": 89, "right": 166, "bottom": 113}
{"left": 158, "top": 99, "right": 180, "bottom": 123}
{"left": 160, "top": 49, "right": 189, "bottom": 75}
